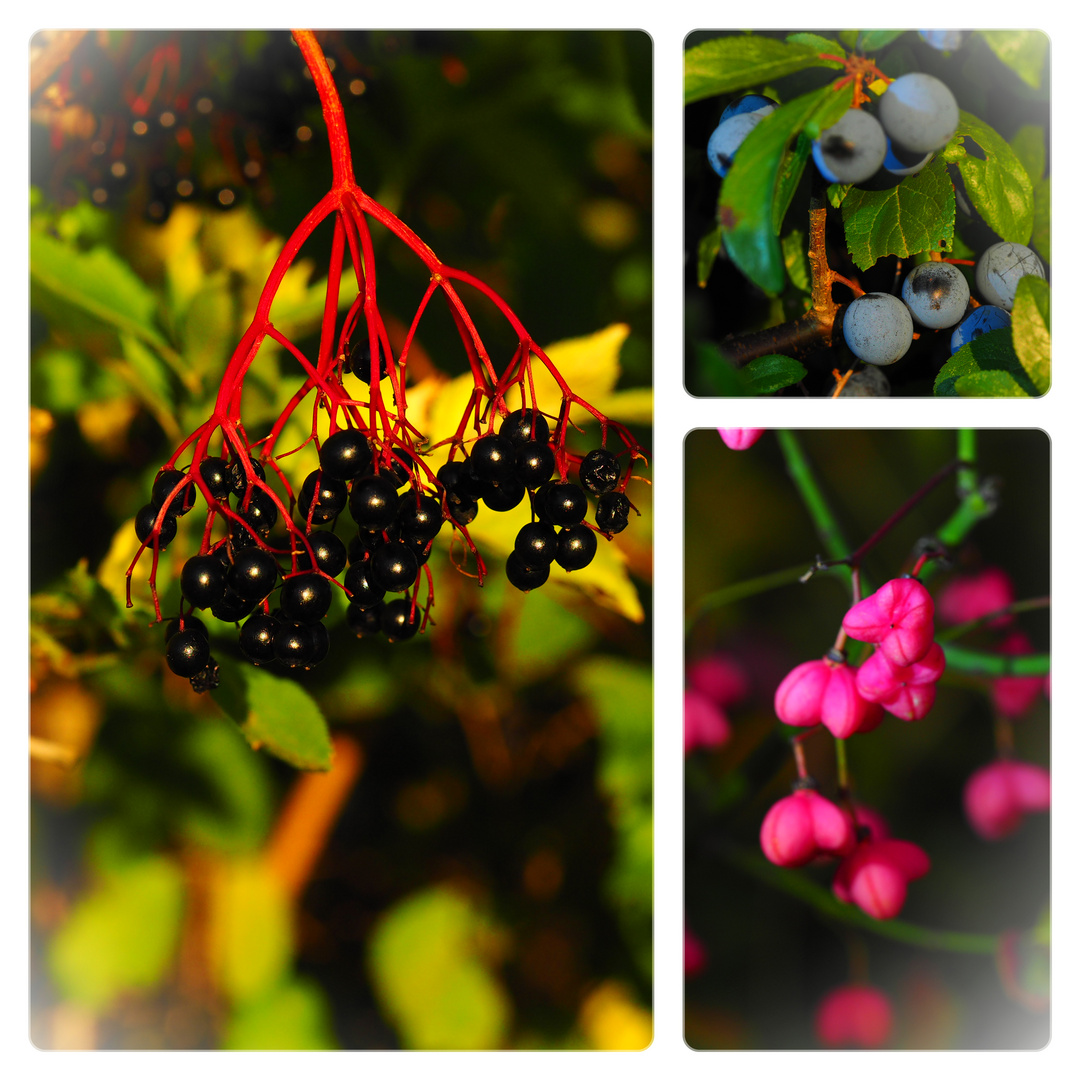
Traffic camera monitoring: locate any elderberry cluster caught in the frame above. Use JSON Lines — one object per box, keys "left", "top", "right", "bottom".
{"left": 139, "top": 408, "right": 637, "bottom": 693}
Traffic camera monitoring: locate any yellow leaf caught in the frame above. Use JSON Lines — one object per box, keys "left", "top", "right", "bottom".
{"left": 579, "top": 980, "right": 653, "bottom": 1050}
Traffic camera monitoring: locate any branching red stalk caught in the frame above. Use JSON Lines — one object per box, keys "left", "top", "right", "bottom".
{"left": 127, "top": 29, "right": 646, "bottom": 619}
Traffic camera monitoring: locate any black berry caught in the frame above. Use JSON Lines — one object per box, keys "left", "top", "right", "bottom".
{"left": 369, "top": 542, "right": 419, "bottom": 592}
{"left": 152, "top": 468, "right": 196, "bottom": 516}
{"left": 227, "top": 547, "right": 280, "bottom": 601}
{"left": 343, "top": 560, "right": 386, "bottom": 608}
{"left": 482, "top": 478, "right": 526, "bottom": 513}
{"left": 397, "top": 493, "right": 444, "bottom": 541}
{"left": 505, "top": 551, "right": 550, "bottom": 592}
{"left": 320, "top": 429, "right": 372, "bottom": 482}
{"left": 228, "top": 456, "right": 266, "bottom": 498}
{"left": 350, "top": 474, "right": 399, "bottom": 530}
{"left": 239, "top": 613, "right": 278, "bottom": 665}
{"left": 346, "top": 338, "right": 389, "bottom": 384}
{"left": 199, "top": 456, "right": 232, "bottom": 501}
{"left": 555, "top": 524, "right": 597, "bottom": 571}
{"left": 543, "top": 481, "right": 588, "bottom": 526}
{"left": 237, "top": 486, "right": 278, "bottom": 534}
{"left": 274, "top": 622, "right": 314, "bottom": 668}
{"left": 180, "top": 554, "right": 228, "bottom": 609}
{"left": 579, "top": 448, "right": 620, "bottom": 495}
{"left": 166, "top": 628, "right": 211, "bottom": 676}
{"left": 500, "top": 408, "right": 550, "bottom": 447}
{"left": 470, "top": 434, "right": 516, "bottom": 484}
{"left": 279, "top": 573, "right": 333, "bottom": 623}
{"left": 346, "top": 601, "right": 384, "bottom": 638}
{"left": 514, "top": 441, "right": 555, "bottom": 488}
{"left": 381, "top": 598, "right": 421, "bottom": 642}
{"left": 514, "top": 521, "right": 558, "bottom": 565}
{"left": 210, "top": 587, "right": 259, "bottom": 624}
{"left": 595, "top": 491, "right": 631, "bottom": 534}
{"left": 189, "top": 659, "right": 220, "bottom": 693}
{"left": 298, "top": 469, "right": 348, "bottom": 524}
{"left": 135, "top": 504, "right": 177, "bottom": 548}
{"left": 297, "top": 531, "right": 348, "bottom": 579}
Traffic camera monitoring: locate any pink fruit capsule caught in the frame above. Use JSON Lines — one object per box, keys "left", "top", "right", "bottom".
{"left": 687, "top": 653, "right": 750, "bottom": 708}
{"left": 936, "top": 566, "right": 1015, "bottom": 628}
{"left": 815, "top": 984, "right": 894, "bottom": 1048}
{"left": 843, "top": 577, "right": 936, "bottom": 667}
{"left": 774, "top": 657, "right": 876, "bottom": 739}
{"left": 833, "top": 838, "right": 930, "bottom": 920}
{"left": 760, "top": 789, "right": 855, "bottom": 867}
{"left": 964, "top": 759, "right": 1051, "bottom": 840}
{"left": 855, "top": 642, "right": 946, "bottom": 721}
{"left": 717, "top": 428, "right": 765, "bottom": 450}
{"left": 991, "top": 630, "right": 1044, "bottom": 719}
{"left": 684, "top": 689, "right": 732, "bottom": 754}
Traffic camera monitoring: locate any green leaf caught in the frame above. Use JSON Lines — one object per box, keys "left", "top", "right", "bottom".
{"left": 684, "top": 36, "right": 828, "bottom": 104}
{"left": 368, "top": 887, "right": 510, "bottom": 1050}
{"left": 934, "top": 329, "right": 1038, "bottom": 397}
{"left": 1011, "top": 276, "right": 1051, "bottom": 395}
{"left": 48, "top": 855, "right": 185, "bottom": 1010}
{"left": 208, "top": 857, "right": 293, "bottom": 1006}
{"left": 781, "top": 229, "right": 811, "bottom": 293}
{"left": 742, "top": 354, "right": 807, "bottom": 395}
{"left": 720, "top": 85, "right": 850, "bottom": 295}
{"left": 785, "top": 33, "right": 846, "bottom": 60}
{"left": 946, "top": 112, "right": 1034, "bottom": 243}
{"left": 30, "top": 230, "right": 171, "bottom": 351}
{"left": 773, "top": 132, "right": 815, "bottom": 232}
{"left": 179, "top": 270, "right": 237, "bottom": 379}
{"left": 841, "top": 156, "right": 956, "bottom": 270}
{"left": 857, "top": 30, "right": 905, "bottom": 51}
{"left": 1010, "top": 125, "right": 1046, "bottom": 184}
{"left": 1031, "top": 176, "right": 1051, "bottom": 264}
{"left": 214, "top": 664, "right": 333, "bottom": 771}
{"left": 695, "top": 341, "right": 749, "bottom": 397}
{"left": 978, "top": 30, "right": 1049, "bottom": 90}
{"left": 697, "top": 224, "right": 723, "bottom": 287}
{"left": 222, "top": 978, "right": 339, "bottom": 1050}
{"left": 30, "top": 347, "right": 127, "bottom": 414}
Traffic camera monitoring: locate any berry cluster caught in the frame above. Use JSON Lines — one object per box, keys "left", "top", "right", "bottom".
{"left": 842, "top": 242, "right": 1044, "bottom": 367}
{"left": 126, "top": 31, "right": 645, "bottom": 693}
{"left": 765, "top": 574, "right": 942, "bottom": 920}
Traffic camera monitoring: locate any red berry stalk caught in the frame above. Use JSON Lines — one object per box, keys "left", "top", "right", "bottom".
{"left": 126, "top": 29, "right": 647, "bottom": 625}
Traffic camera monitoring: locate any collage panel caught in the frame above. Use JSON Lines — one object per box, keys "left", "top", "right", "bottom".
{"left": 29, "top": 29, "right": 653, "bottom": 1051}
{"left": 684, "top": 428, "right": 1050, "bottom": 1049}
{"left": 684, "top": 30, "right": 1050, "bottom": 398}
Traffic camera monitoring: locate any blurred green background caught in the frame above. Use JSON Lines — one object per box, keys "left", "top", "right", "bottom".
{"left": 684, "top": 429, "right": 1049, "bottom": 1049}
{"left": 29, "top": 30, "right": 652, "bottom": 1050}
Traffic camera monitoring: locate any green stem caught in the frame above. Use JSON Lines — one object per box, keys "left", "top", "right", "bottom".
{"left": 775, "top": 430, "right": 851, "bottom": 573}
{"left": 937, "top": 430, "right": 995, "bottom": 548}
{"left": 687, "top": 562, "right": 826, "bottom": 629}
{"left": 725, "top": 846, "right": 1000, "bottom": 954}
{"left": 943, "top": 645, "right": 1050, "bottom": 677}
{"left": 936, "top": 596, "right": 1051, "bottom": 643}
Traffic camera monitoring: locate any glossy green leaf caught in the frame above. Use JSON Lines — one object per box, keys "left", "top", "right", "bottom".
{"left": 1010, "top": 125, "right": 1046, "bottom": 184}
{"left": 934, "top": 329, "right": 1038, "bottom": 397}
{"left": 685, "top": 36, "right": 829, "bottom": 104}
{"left": 945, "top": 112, "right": 1034, "bottom": 243}
{"left": 48, "top": 855, "right": 185, "bottom": 1010}
{"left": 368, "top": 887, "right": 510, "bottom": 1050}
{"left": 785, "top": 33, "right": 846, "bottom": 60}
{"left": 743, "top": 354, "right": 807, "bottom": 395}
{"left": 841, "top": 156, "right": 955, "bottom": 270}
{"left": 979, "top": 30, "right": 1049, "bottom": 90}
{"left": 1031, "top": 176, "right": 1051, "bottom": 264}
{"left": 1011, "top": 276, "right": 1051, "bottom": 395}
{"left": 209, "top": 857, "right": 292, "bottom": 1005}
{"left": 222, "top": 978, "right": 339, "bottom": 1050}
{"left": 30, "top": 230, "right": 171, "bottom": 351}
{"left": 781, "top": 229, "right": 810, "bottom": 292}
{"left": 721, "top": 85, "right": 850, "bottom": 295}
{"left": 214, "top": 664, "right": 333, "bottom": 771}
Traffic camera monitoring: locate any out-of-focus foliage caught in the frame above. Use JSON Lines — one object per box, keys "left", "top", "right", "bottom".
{"left": 30, "top": 29, "right": 652, "bottom": 1050}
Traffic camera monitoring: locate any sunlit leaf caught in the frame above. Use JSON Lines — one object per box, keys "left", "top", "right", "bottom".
{"left": 214, "top": 664, "right": 333, "bottom": 771}
{"left": 684, "top": 36, "right": 832, "bottom": 104}
{"left": 208, "top": 856, "right": 293, "bottom": 1005}
{"left": 934, "top": 329, "right": 1037, "bottom": 397}
{"left": 978, "top": 30, "right": 1049, "bottom": 90}
{"left": 368, "top": 886, "right": 510, "bottom": 1050}
{"left": 222, "top": 977, "right": 339, "bottom": 1050}
{"left": 48, "top": 855, "right": 185, "bottom": 1010}
{"left": 1011, "top": 276, "right": 1050, "bottom": 395}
